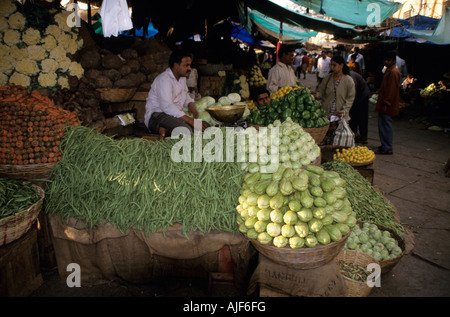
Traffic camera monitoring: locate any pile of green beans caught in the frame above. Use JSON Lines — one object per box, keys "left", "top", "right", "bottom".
{"left": 338, "top": 261, "right": 369, "bottom": 282}
{"left": 0, "top": 178, "right": 40, "bottom": 218}
{"left": 322, "top": 160, "right": 404, "bottom": 236}
{"left": 44, "top": 126, "right": 245, "bottom": 235}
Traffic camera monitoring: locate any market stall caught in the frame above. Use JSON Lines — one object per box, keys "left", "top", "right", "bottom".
{"left": 0, "top": 0, "right": 414, "bottom": 298}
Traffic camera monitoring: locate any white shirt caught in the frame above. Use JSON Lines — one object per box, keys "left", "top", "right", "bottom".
{"left": 347, "top": 53, "right": 365, "bottom": 72}
{"left": 144, "top": 67, "right": 194, "bottom": 127}
{"left": 396, "top": 56, "right": 408, "bottom": 79}
{"left": 266, "top": 62, "right": 297, "bottom": 93}
{"left": 317, "top": 56, "right": 331, "bottom": 78}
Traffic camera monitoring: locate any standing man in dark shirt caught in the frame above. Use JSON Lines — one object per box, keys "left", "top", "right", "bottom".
{"left": 375, "top": 51, "right": 400, "bottom": 155}
{"left": 349, "top": 71, "right": 371, "bottom": 144}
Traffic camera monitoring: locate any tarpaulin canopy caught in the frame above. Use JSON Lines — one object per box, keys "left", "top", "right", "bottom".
{"left": 408, "top": 7, "right": 450, "bottom": 45}
{"left": 390, "top": 14, "right": 439, "bottom": 38}
{"left": 239, "top": 0, "right": 362, "bottom": 39}
{"left": 245, "top": 7, "right": 318, "bottom": 44}
{"left": 289, "top": 0, "right": 402, "bottom": 26}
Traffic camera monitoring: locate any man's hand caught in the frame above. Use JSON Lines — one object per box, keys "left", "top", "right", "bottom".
{"left": 187, "top": 102, "right": 199, "bottom": 118}
{"left": 181, "top": 115, "right": 209, "bottom": 131}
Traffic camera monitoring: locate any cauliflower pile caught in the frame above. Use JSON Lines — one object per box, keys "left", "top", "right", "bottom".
{"left": 0, "top": 0, "right": 84, "bottom": 90}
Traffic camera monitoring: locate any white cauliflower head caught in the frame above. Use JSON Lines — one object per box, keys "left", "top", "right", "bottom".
{"left": 22, "top": 28, "right": 42, "bottom": 46}
{"left": 3, "top": 29, "right": 20, "bottom": 46}
{"left": 9, "top": 72, "right": 31, "bottom": 87}
{"left": 41, "top": 58, "right": 59, "bottom": 73}
{"left": 15, "top": 59, "right": 39, "bottom": 76}
{"left": 58, "top": 75, "right": 70, "bottom": 89}
{"left": 0, "top": 0, "right": 16, "bottom": 18}
{"left": 68, "top": 61, "right": 84, "bottom": 79}
{"left": 27, "top": 45, "right": 48, "bottom": 61}
{"left": 37, "top": 72, "right": 57, "bottom": 88}
{"left": 8, "top": 11, "right": 26, "bottom": 30}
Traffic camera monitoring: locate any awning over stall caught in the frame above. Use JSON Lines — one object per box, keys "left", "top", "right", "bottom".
{"left": 288, "top": 0, "right": 402, "bottom": 26}
{"left": 239, "top": 0, "right": 361, "bottom": 39}
{"left": 408, "top": 7, "right": 450, "bottom": 45}
{"left": 243, "top": 7, "right": 318, "bottom": 44}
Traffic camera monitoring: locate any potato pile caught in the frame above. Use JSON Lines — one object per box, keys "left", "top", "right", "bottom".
{"left": 81, "top": 48, "right": 147, "bottom": 89}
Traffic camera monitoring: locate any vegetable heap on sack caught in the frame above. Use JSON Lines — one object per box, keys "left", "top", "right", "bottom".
{"left": 45, "top": 126, "right": 245, "bottom": 235}
{"left": 240, "top": 117, "right": 321, "bottom": 173}
{"left": 0, "top": 177, "right": 40, "bottom": 219}
{"left": 343, "top": 222, "right": 403, "bottom": 261}
{"left": 0, "top": 84, "right": 80, "bottom": 165}
{"left": 187, "top": 92, "right": 250, "bottom": 125}
{"left": 0, "top": 1, "right": 84, "bottom": 91}
{"left": 247, "top": 85, "right": 329, "bottom": 128}
{"left": 236, "top": 164, "right": 357, "bottom": 248}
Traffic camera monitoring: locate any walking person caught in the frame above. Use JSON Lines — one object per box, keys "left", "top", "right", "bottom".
{"left": 317, "top": 50, "right": 331, "bottom": 86}
{"left": 315, "top": 55, "right": 355, "bottom": 145}
{"left": 375, "top": 51, "right": 401, "bottom": 155}
{"left": 349, "top": 70, "right": 370, "bottom": 144}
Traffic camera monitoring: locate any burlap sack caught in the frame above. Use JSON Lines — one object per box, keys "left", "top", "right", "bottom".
{"left": 247, "top": 254, "right": 348, "bottom": 297}
{"left": 49, "top": 214, "right": 255, "bottom": 288}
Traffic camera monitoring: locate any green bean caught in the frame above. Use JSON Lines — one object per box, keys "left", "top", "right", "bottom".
{"left": 322, "top": 160, "right": 404, "bottom": 236}
{"left": 44, "top": 126, "right": 243, "bottom": 237}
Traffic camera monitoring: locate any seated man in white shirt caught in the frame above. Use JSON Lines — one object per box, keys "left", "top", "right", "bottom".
{"left": 266, "top": 45, "right": 298, "bottom": 93}
{"left": 144, "top": 49, "right": 208, "bottom": 136}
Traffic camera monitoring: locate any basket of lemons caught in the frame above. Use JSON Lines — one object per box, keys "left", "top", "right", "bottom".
{"left": 320, "top": 146, "right": 375, "bottom": 167}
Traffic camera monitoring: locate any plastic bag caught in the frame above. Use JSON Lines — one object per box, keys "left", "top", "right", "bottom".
{"left": 333, "top": 118, "right": 355, "bottom": 147}
{"left": 99, "top": 0, "right": 133, "bottom": 37}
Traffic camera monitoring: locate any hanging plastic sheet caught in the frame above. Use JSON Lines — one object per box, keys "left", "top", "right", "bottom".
{"left": 239, "top": 0, "right": 360, "bottom": 39}
{"left": 248, "top": 8, "right": 318, "bottom": 44}
{"left": 99, "top": 0, "right": 133, "bottom": 37}
{"left": 408, "top": 7, "right": 450, "bottom": 45}
{"left": 288, "top": 0, "right": 402, "bottom": 26}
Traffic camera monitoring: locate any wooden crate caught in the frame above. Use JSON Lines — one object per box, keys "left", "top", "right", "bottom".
{"left": 354, "top": 166, "right": 374, "bottom": 185}
{"left": 0, "top": 225, "right": 43, "bottom": 297}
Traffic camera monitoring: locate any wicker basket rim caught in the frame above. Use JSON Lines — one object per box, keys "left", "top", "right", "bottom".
{"left": 250, "top": 231, "right": 350, "bottom": 254}
{"left": 0, "top": 162, "right": 56, "bottom": 171}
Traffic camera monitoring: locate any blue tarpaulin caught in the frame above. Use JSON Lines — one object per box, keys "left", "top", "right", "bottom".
{"left": 391, "top": 15, "right": 439, "bottom": 38}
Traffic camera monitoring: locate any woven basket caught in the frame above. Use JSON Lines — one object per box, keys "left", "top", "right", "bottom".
{"left": 0, "top": 184, "right": 44, "bottom": 246}
{"left": 336, "top": 250, "right": 379, "bottom": 297}
{"left": 0, "top": 163, "right": 56, "bottom": 180}
{"left": 97, "top": 88, "right": 137, "bottom": 103}
{"left": 320, "top": 145, "right": 374, "bottom": 167}
{"left": 250, "top": 232, "right": 350, "bottom": 270}
{"left": 355, "top": 221, "right": 405, "bottom": 275}
{"left": 304, "top": 124, "right": 329, "bottom": 144}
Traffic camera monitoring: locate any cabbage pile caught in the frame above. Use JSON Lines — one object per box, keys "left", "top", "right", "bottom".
{"left": 185, "top": 93, "right": 250, "bottom": 125}
{"left": 344, "top": 222, "right": 403, "bottom": 261}
{"left": 240, "top": 117, "right": 321, "bottom": 173}
{"left": 236, "top": 164, "right": 357, "bottom": 248}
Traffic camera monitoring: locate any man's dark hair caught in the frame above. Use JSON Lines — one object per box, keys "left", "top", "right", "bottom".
{"left": 384, "top": 50, "right": 396, "bottom": 61}
{"left": 251, "top": 86, "right": 270, "bottom": 102}
{"left": 278, "top": 45, "right": 294, "bottom": 58}
{"left": 169, "top": 49, "right": 193, "bottom": 68}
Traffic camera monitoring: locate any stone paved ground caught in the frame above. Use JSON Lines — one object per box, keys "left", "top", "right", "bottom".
{"left": 29, "top": 73, "right": 450, "bottom": 298}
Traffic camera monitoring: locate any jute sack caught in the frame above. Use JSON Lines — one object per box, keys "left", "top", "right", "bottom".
{"left": 49, "top": 214, "right": 255, "bottom": 287}
{"left": 247, "top": 254, "right": 348, "bottom": 297}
